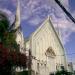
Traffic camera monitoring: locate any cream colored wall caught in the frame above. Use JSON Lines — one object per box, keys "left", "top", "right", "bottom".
{"left": 26, "top": 17, "right": 67, "bottom": 75}
{"left": 16, "top": 30, "right": 25, "bottom": 53}
{"left": 26, "top": 40, "right": 30, "bottom": 50}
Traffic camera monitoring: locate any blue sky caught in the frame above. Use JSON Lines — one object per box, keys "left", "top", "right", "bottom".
{"left": 0, "top": 0, "right": 75, "bottom": 63}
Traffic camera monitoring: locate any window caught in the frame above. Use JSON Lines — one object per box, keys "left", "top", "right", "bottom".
{"left": 45, "top": 47, "right": 56, "bottom": 58}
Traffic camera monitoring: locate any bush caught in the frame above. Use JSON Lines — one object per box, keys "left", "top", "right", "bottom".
{"left": 55, "top": 66, "right": 72, "bottom": 75}
{"left": 15, "top": 71, "right": 29, "bottom": 75}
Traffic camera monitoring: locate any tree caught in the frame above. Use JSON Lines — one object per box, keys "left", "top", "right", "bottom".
{"left": 0, "top": 11, "right": 27, "bottom": 75}
{"left": 55, "top": 66, "right": 71, "bottom": 75}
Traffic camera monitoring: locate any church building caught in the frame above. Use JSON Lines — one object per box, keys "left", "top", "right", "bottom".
{"left": 14, "top": 0, "right": 67, "bottom": 74}
{"left": 26, "top": 16, "right": 67, "bottom": 75}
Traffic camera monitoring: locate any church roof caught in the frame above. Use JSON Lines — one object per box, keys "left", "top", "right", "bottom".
{"left": 27, "top": 16, "right": 65, "bottom": 55}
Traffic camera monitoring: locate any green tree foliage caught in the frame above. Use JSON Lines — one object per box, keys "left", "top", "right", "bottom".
{"left": 0, "top": 12, "right": 19, "bottom": 51}
{"left": 55, "top": 66, "right": 72, "bottom": 75}
{"left": 0, "top": 12, "right": 9, "bottom": 42}
{"left": 0, "top": 12, "right": 27, "bottom": 75}
{"left": 50, "top": 66, "right": 73, "bottom": 75}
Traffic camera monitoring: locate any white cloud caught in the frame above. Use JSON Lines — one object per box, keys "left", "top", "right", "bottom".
{"left": 60, "top": 0, "right": 69, "bottom": 8}
{"left": 1, "top": 0, "right": 74, "bottom": 45}
{"left": 19, "top": 0, "right": 74, "bottom": 45}
{"left": 11, "top": 0, "right": 17, "bottom": 6}
{"left": 28, "top": 16, "right": 42, "bottom": 25}
{"left": 0, "top": 8, "right": 14, "bottom": 24}
{"left": 12, "top": 0, "right": 75, "bottom": 45}
{"left": 51, "top": 14, "right": 75, "bottom": 44}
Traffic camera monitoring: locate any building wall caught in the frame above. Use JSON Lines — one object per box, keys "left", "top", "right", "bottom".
{"left": 26, "top": 17, "right": 67, "bottom": 75}
{"left": 16, "top": 30, "right": 25, "bottom": 53}
{"left": 67, "top": 62, "right": 73, "bottom": 72}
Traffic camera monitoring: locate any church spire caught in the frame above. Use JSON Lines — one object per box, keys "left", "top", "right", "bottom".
{"left": 14, "top": 0, "right": 20, "bottom": 29}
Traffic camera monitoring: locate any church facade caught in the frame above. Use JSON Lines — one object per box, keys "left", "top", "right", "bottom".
{"left": 14, "top": 0, "right": 67, "bottom": 74}
{"left": 26, "top": 16, "right": 67, "bottom": 75}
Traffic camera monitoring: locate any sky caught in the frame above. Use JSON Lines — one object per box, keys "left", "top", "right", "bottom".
{"left": 0, "top": 0, "right": 75, "bottom": 64}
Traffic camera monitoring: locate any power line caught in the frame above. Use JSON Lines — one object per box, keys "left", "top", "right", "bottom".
{"left": 56, "top": 53, "right": 75, "bottom": 56}
{"left": 55, "top": 0, "right": 75, "bottom": 24}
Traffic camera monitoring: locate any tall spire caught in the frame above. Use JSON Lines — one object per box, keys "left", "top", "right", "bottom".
{"left": 14, "top": 0, "right": 20, "bottom": 29}
{"left": 14, "top": 0, "right": 25, "bottom": 53}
